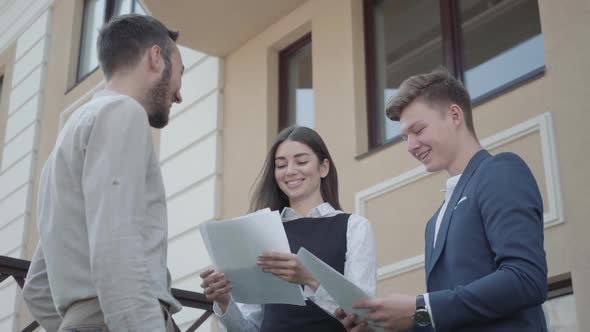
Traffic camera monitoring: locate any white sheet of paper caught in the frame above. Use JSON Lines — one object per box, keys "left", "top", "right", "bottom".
{"left": 199, "top": 210, "right": 305, "bottom": 305}
{"left": 297, "top": 247, "right": 384, "bottom": 332}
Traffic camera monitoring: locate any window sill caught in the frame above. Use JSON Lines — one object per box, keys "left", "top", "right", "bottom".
{"left": 355, "top": 135, "right": 402, "bottom": 161}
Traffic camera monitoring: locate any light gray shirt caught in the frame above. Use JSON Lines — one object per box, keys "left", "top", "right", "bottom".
{"left": 23, "top": 90, "right": 181, "bottom": 332}
{"left": 214, "top": 202, "right": 377, "bottom": 331}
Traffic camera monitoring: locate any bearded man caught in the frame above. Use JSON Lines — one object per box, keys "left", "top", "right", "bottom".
{"left": 23, "top": 14, "right": 185, "bottom": 332}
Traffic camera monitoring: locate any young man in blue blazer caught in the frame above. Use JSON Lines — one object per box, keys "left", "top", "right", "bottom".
{"left": 337, "top": 68, "right": 548, "bottom": 331}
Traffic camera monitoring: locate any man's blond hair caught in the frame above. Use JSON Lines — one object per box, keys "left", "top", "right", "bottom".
{"left": 386, "top": 68, "right": 476, "bottom": 136}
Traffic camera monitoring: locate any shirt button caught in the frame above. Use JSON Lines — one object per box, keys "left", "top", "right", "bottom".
{"left": 112, "top": 178, "right": 120, "bottom": 185}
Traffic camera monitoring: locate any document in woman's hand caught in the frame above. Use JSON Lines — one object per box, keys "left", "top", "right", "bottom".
{"left": 199, "top": 210, "right": 306, "bottom": 306}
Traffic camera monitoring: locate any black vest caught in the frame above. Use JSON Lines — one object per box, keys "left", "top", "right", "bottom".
{"left": 260, "top": 213, "right": 350, "bottom": 332}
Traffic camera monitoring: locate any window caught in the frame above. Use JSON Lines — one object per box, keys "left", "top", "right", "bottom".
{"left": 77, "top": 0, "right": 147, "bottom": 82}
{"left": 543, "top": 273, "right": 578, "bottom": 331}
{"left": 459, "top": 0, "right": 545, "bottom": 101}
{"left": 278, "top": 33, "right": 314, "bottom": 131}
{"left": 364, "top": 0, "right": 545, "bottom": 148}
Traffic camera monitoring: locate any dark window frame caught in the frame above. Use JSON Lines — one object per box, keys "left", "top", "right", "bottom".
{"left": 74, "top": 0, "right": 142, "bottom": 86}
{"left": 363, "top": 0, "right": 546, "bottom": 151}
{"left": 75, "top": 0, "right": 105, "bottom": 85}
{"left": 363, "top": 0, "right": 380, "bottom": 150}
{"left": 278, "top": 33, "right": 312, "bottom": 132}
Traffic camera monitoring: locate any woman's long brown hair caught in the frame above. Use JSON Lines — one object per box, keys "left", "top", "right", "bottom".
{"left": 249, "top": 126, "right": 341, "bottom": 212}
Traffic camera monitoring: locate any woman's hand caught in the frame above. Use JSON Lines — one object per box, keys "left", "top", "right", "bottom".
{"left": 257, "top": 251, "right": 319, "bottom": 290}
{"left": 200, "top": 269, "right": 232, "bottom": 313}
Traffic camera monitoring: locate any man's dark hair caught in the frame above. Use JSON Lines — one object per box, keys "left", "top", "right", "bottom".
{"left": 386, "top": 67, "right": 476, "bottom": 136}
{"left": 97, "top": 14, "right": 179, "bottom": 79}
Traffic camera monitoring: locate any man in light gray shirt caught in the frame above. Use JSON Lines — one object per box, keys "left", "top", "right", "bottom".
{"left": 23, "top": 14, "right": 185, "bottom": 331}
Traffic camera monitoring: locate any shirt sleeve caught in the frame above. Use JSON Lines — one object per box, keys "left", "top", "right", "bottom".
{"left": 213, "top": 296, "right": 263, "bottom": 332}
{"left": 307, "top": 214, "right": 377, "bottom": 315}
{"left": 23, "top": 243, "right": 62, "bottom": 331}
{"left": 82, "top": 98, "right": 165, "bottom": 331}
{"left": 424, "top": 293, "right": 436, "bottom": 330}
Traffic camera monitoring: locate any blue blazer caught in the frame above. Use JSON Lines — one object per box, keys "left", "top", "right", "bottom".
{"left": 418, "top": 150, "right": 548, "bottom": 332}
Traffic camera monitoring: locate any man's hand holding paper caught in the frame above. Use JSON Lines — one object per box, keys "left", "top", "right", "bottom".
{"left": 200, "top": 269, "right": 232, "bottom": 313}
{"left": 297, "top": 247, "right": 384, "bottom": 332}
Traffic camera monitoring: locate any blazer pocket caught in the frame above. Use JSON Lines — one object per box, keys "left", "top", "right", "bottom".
{"left": 454, "top": 196, "right": 468, "bottom": 209}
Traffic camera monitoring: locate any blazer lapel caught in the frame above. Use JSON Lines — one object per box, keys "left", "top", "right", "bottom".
{"left": 426, "top": 149, "right": 491, "bottom": 280}
{"left": 424, "top": 206, "right": 440, "bottom": 272}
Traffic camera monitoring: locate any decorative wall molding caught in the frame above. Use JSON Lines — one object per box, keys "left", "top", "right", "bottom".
{"left": 355, "top": 112, "right": 564, "bottom": 280}
{"left": 479, "top": 112, "right": 564, "bottom": 228}
{"left": 377, "top": 254, "right": 425, "bottom": 281}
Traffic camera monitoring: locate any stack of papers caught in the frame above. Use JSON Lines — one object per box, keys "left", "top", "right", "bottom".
{"left": 199, "top": 209, "right": 306, "bottom": 305}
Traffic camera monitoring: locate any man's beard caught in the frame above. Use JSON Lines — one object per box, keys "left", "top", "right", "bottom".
{"left": 146, "top": 61, "right": 172, "bottom": 129}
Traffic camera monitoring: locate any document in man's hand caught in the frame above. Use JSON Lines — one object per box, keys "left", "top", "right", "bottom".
{"left": 297, "top": 247, "right": 384, "bottom": 332}
{"left": 199, "top": 209, "right": 306, "bottom": 305}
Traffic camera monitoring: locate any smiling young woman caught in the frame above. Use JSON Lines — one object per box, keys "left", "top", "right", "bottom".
{"left": 200, "top": 126, "right": 377, "bottom": 332}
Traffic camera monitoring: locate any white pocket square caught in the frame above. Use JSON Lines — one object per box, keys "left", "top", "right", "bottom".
{"left": 455, "top": 196, "right": 468, "bottom": 209}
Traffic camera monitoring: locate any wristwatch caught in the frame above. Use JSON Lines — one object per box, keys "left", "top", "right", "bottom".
{"left": 413, "top": 295, "right": 432, "bottom": 327}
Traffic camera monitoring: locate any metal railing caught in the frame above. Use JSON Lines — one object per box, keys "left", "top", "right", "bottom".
{"left": 0, "top": 255, "right": 213, "bottom": 332}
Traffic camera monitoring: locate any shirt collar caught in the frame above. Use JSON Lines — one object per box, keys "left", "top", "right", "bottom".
{"left": 280, "top": 202, "right": 338, "bottom": 222}
{"left": 94, "top": 89, "right": 121, "bottom": 99}
{"left": 446, "top": 173, "right": 462, "bottom": 191}
{"left": 440, "top": 173, "right": 462, "bottom": 200}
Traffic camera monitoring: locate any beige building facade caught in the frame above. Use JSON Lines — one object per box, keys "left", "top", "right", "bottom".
{"left": 0, "top": 0, "right": 588, "bottom": 331}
